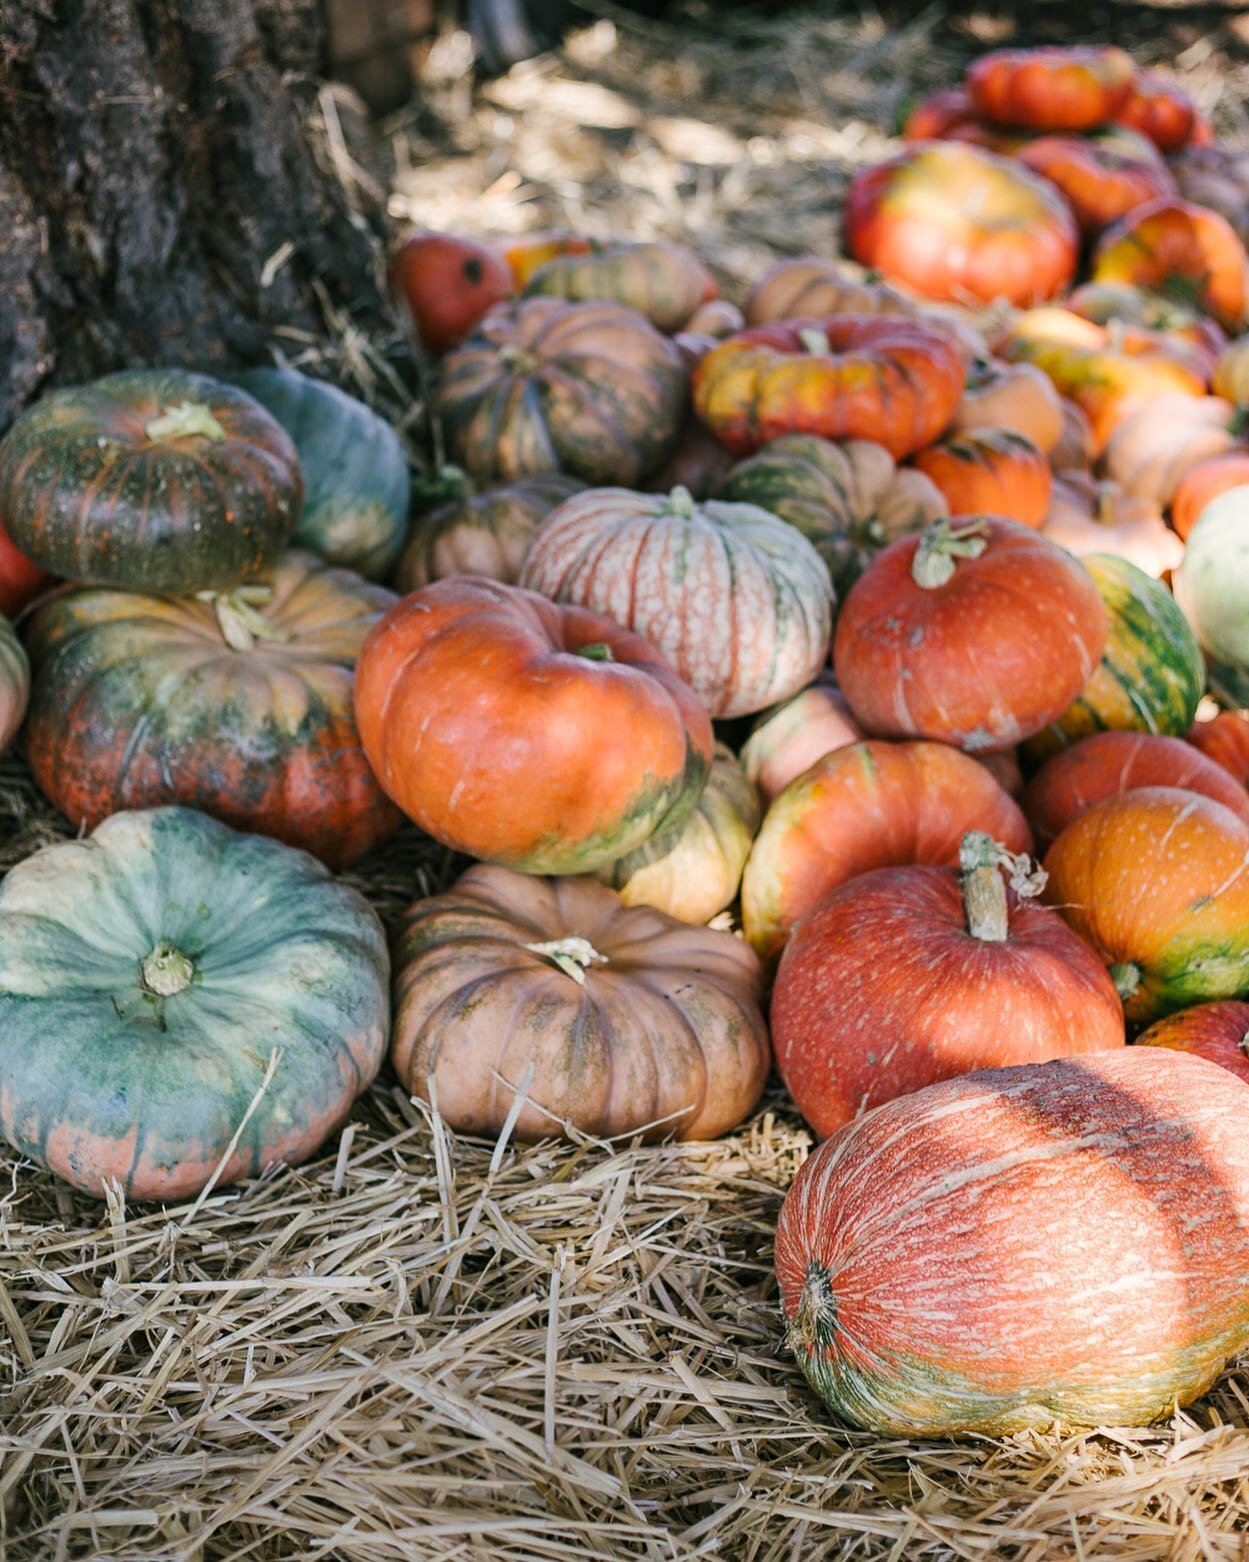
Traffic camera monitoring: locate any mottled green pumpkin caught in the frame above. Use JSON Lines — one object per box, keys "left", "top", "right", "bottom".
{"left": 229, "top": 367, "right": 411, "bottom": 580}
{"left": 0, "top": 807, "right": 389, "bottom": 1201}
{"left": 0, "top": 613, "right": 29, "bottom": 753}
{"left": 0, "top": 370, "right": 302, "bottom": 594}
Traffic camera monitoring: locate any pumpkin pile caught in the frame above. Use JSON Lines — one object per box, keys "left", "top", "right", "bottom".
{"left": 2, "top": 40, "right": 1249, "bottom": 1449}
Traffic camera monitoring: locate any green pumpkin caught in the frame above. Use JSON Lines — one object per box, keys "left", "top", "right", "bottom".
{"left": 229, "top": 367, "right": 411, "bottom": 580}
{"left": 0, "top": 807, "right": 389, "bottom": 1201}
{"left": 0, "top": 613, "right": 28, "bottom": 752}
{"left": 1174, "top": 485, "right": 1249, "bottom": 705}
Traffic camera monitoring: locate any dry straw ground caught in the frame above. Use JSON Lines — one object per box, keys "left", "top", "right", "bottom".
{"left": 4, "top": 5, "right": 1249, "bottom": 1557}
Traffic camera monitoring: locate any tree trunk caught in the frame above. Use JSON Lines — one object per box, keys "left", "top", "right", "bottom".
{"left": 0, "top": 0, "right": 395, "bottom": 430}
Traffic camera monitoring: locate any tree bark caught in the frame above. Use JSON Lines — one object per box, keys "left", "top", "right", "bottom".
{"left": 0, "top": 0, "right": 393, "bottom": 429}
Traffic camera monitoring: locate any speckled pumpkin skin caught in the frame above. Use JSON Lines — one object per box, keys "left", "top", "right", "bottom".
{"left": 0, "top": 807, "right": 389, "bottom": 1201}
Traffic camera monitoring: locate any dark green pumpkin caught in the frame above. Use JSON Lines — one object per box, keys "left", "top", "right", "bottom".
{"left": 0, "top": 370, "right": 302, "bottom": 594}
{"left": 229, "top": 367, "right": 411, "bottom": 580}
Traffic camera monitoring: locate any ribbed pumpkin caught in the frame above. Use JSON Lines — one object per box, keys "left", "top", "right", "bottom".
{"left": 966, "top": 45, "right": 1136, "bottom": 131}
{"left": 740, "top": 674, "right": 863, "bottom": 804}
{"left": 523, "top": 240, "right": 716, "bottom": 333}
{"left": 911, "top": 430, "right": 1052, "bottom": 529}
{"left": 1041, "top": 472, "right": 1182, "bottom": 578}
{"left": 1092, "top": 199, "right": 1249, "bottom": 332}
{"left": 1067, "top": 281, "right": 1227, "bottom": 362}
{"left": 1137, "top": 1000, "right": 1249, "bottom": 1084}
{"left": 1021, "top": 553, "right": 1205, "bottom": 765}
{"left": 741, "top": 739, "right": 1030, "bottom": 962}
{"left": 742, "top": 257, "right": 917, "bottom": 327}
{"left": 776, "top": 1048, "right": 1249, "bottom": 1435}
{"left": 1016, "top": 128, "right": 1175, "bottom": 237}
{"left": 950, "top": 359, "right": 1065, "bottom": 454}
{"left": 390, "top": 864, "right": 770, "bottom": 1142}
{"left": 23, "top": 553, "right": 400, "bottom": 868}
{"left": 1188, "top": 709, "right": 1249, "bottom": 787}
{"left": 835, "top": 518, "right": 1107, "bottom": 753}
{"left": 227, "top": 367, "right": 411, "bottom": 580}
{"left": 716, "top": 435, "right": 949, "bottom": 599}
{"left": 1101, "top": 394, "right": 1240, "bottom": 510}
{"left": 518, "top": 486, "right": 833, "bottom": 719}
{"left": 1114, "top": 72, "right": 1197, "bottom": 154}
{"left": 434, "top": 299, "right": 686, "bottom": 487}
{"left": 353, "top": 576, "right": 713, "bottom": 875}
{"left": 772, "top": 832, "right": 1124, "bottom": 1139}
{"left": 0, "top": 614, "right": 29, "bottom": 753}
{"left": 0, "top": 370, "right": 302, "bottom": 594}
{"left": 1044, "top": 786, "right": 1249, "bottom": 1022}
{"left": 0, "top": 807, "right": 389, "bottom": 1201}
{"left": 1174, "top": 486, "right": 1249, "bottom": 704}
{"left": 595, "top": 743, "right": 760, "bottom": 924}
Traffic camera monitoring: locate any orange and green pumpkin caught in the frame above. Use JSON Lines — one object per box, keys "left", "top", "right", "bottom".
{"left": 740, "top": 674, "right": 863, "bottom": 804}
{"left": 1137, "top": 999, "right": 1249, "bottom": 1084}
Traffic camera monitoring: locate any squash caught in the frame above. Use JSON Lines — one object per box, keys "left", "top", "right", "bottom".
{"left": 0, "top": 806, "right": 389, "bottom": 1201}
{"left": 775, "top": 1047, "right": 1249, "bottom": 1435}
{"left": 1041, "top": 472, "right": 1182, "bottom": 577}
{"left": 674, "top": 302, "right": 748, "bottom": 373}
{"left": 434, "top": 298, "right": 686, "bottom": 488}
{"left": 1188, "top": 709, "right": 1249, "bottom": 787}
{"left": 834, "top": 518, "right": 1107, "bottom": 752}
{"left": 0, "top": 370, "right": 302, "bottom": 595}
{"left": 1114, "top": 72, "right": 1197, "bottom": 153}
{"left": 0, "top": 519, "right": 52, "bottom": 619}
{"left": 1092, "top": 198, "right": 1249, "bottom": 332}
{"left": 1170, "top": 145, "right": 1249, "bottom": 252}
{"left": 643, "top": 417, "right": 737, "bottom": 501}
{"left": 771, "top": 832, "right": 1124, "bottom": 1138}
{"left": 501, "top": 231, "right": 598, "bottom": 289}
{"left": 966, "top": 45, "right": 1136, "bottom": 131}
{"left": 911, "top": 429, "right": 1052, "bottom": 529}
{"left": 950, "top": 359, "right": 1065, "bottom": 455}
{"left": 353, "top": 575, "right": 713, "bottom": 875}
{"left": 740, "top": 673, "right": 863, "bottom": 804}
{"left": 1137, "top": 1000, "right": 1249, "bottom": 1084}
{"left": 1213, "top": 338, "right": 1249, "bottom": 405}
{"left": 1051, "top": 396, "right": 1095, "bottom": 471}
{"left": 901, "top": 86, "right": 988, "bottom": 142}
{"left": 1022, "top": 553, "right": 1205, "bottom": 765}
{"left": 595, "top": 742, "right": 760, "bottom": 924}
{"left": 523, "top": 240, "right": 716, "bottom": 333}
{"left": 1174, "top": 486, "right": 1249, "bottom": 704}
{"left": 1170, "top": 451, "right": 1249, "bottom": 540}
{"left": 390, "top": 863, "right": 770, "bottom": 1142}
{"left": 0, "top": 614, "right": 29, "bottom": 753}
{"left": 391, "top": 232, "right": 513, "bottom": 354}
{"left": 742, "top": 257, "right": 917, "bottom": 327}
{"left": 518, "top": 485, "right": 833, "bottom": 718}
{"left": 23, "top": 552, "right": 400, "bottom": 869}
{"left": 740, "top": 739, "right": 1030, "bottom": 962}
{"left": 1017, "top": 128, "right": 1175, "bottom": 237}
{"left": 1066, "top": 280, "right": 1227, "bottom": 362}
{"left": 1101, "top": 394, "right": 1240, "bottom": 510}
{"left": 715, "top": 434, "right": 949, "bottom": 599}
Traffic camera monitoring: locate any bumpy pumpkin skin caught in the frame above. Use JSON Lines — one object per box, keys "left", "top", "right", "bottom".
{"left": 1174, "top": 487, "right": 1249, "bottom": 703}
{"left": 390, "top": 864, "right": 770, "bottom": 1142}
{"left": 1188, "top": 710, "right": 1249, "bottom": 787}
{"left": 523, "top": 241, "right": 716, "bottom": 333}
{"left": 0, "top": 615, "right": 29, "bottom": 753}
{"left": 741, "top": 739, "right": 1031, "bottom": 962}
{"left": 1114, "top": 73, "right": 1197, "bottom": 154}
{"left": 23, "top": 552, "right": 400, "bottom": 869}
{"left": 0, "top": 807, "right": 389, "bottom": 1201}
{"left": 353, "top": 576, "right": 713, "bottom": 875}
{"left": 912, "top": 430, "right": 1052, "bottom": 529}
{"left": 740, "top": 674, "right": 863, "bottom": 804}
{"left": 0, "top": 370, "right": 302, "bottom": 595}
{"left": 776, "top": 1048, "right": 1249, "bottom": 1436}
{"left": 1093, "top": 199, "right": 1249, "bottom": 333}
{"left": 1137, "top": 1000, "right": 1249, "bottom": 1084}
{"left": 966, "top": 46, "right": 1136, "bottom": 131}
{"left": 1044, "top": 786, "right": 1249, "bottom": 1023}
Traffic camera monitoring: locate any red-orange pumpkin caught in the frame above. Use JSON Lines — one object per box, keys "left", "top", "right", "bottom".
{"left": 0, "top": 518, "right": 52, "bottom": 619}
{"left": 911, "top": 429, "right": 1052, "bottom": 529}
{"left": 1016, "top": 128, "right": 1175, "bottom": 237}
{"left": 1113, "top": 72, "right": 1198, "bottom": 154}
{"left": 966, "top": 46, "right": 1136, "bottom": 131}
{"left": 1092, "top": 199, "right": 1249, "bottom": 332}
{"left": 901, "top": 86, "right": 980, "bottom": 142}
{"left": 391, "top": 232, "right": 513, "bottom": 355}
{"left": 1137, "top": 1000, "right": 1249, "bottom": 1084}
{"left": 1188, "top": 709, "right": 1249, "bottom": 786}
{"left": 1171, "top": 451, "right": 1249, "bottom": 540}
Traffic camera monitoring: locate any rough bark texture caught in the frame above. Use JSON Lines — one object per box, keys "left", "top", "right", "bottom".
{"left": 0, "top": 0, "right": 393, "bottom": 429}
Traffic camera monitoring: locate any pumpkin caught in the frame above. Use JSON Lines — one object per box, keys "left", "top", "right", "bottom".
{"left": 523, "top": 240, "right": 716, "bottom": 333}
{"left": 1044, "top": 786, "right": 1249, "bottom": 1021}
{"left": 1188, "top": 709, "right": 1249, "bottom": 786}
{"left": 1041, "top": 472, "right": 1182, "bottom": 577}
{"left": 227, "top": 367, "right": 410, "bottom": 581}
{"left": 595, "top": 742, "right": 760, "bottom": 924}
{"left": 1022, "top": 553, "right": 1204, "bottom": 765}
{"left": 911, "top": 429, "right": 1052, "bottom": 529}
{"left": 740, "top": 673, "right": 863, "bottom": 804}
{"left": 0, "top": 614, "right": 29, "bottom": 753}
{"left": 434, "top": 298, "right": 686, "bottom": 488}
{"left": 1051, "top": 396, "right": 1095, "bottom": 471}
{"left": 1137, "top": 1000, "right": 1249, "bottom": 1084}
{"left": 1170, "top": 145, "right": 1249, "bottom": 252}
{"left": 0, "top": 806, "right": 389, "bottom": 1201}
{"left": 966, "top": 45, "right": 1136, "bottom": 131}
{"left": 775, "top": 1047, "right": 1249, "bottom": 1436}
{"left": 1172, "top": 453, "right": 1249, "bottom": 541}
{"left": 681, "top": 299, "right": 745, "bottom": 337}
{"left": 1017, "top": 128, "right": 1175, "bottom": 237}
{"left": 501, "top": 231, "right": 598, "bottom": 289}
{"left": 1114, "top": 72, "right": 1197, "bottom": 153}
{"left": 0, "top": 519, "right": 52, "bottom": 619}
{"left": 901, "top": 85, "right": 980, "bottom": 142}
{"left": 390, "top": 863, "right": 770, "bottom": 1142}
{"left": 0, "top": 370, "right": 302, "bottom": 595}
{"left": 390, "top": 232, "right": 513, "bottom": 354}
{"left": 742, "top": 257, "right": 917, "bottom": 328}
{"left": 353, "top": 576, "right": 713, "bottom": 875}
{"left": 1212, "top": 338, "right": 1249, "bottom": 405}
{"left": 1092, "top": 199, "right": 1249, "bottom": 332}
{"left": 771, "top": 832, "right": 1124, "bottom": 1139}
{"left": 978, "top": 748, "right": 1024, "bottom": 798}
{"left": 643, "top": 417, "right": 737, "bottom": 501}
{"left": 1174, "top": 486, "right": 1249, "bottom": 704}
{"left": 518, "top": 485, "right": 833, "bottom": 719}
{"left": 1067, "top": 281, "right": 1228, "bottom": 362}
{"left": 834, "top": 518, "right": 1107, "bottom": 752}
{"left": 716, "top": 434, "right": 949, "bottom": 599}
{"left": 393, "top": 472, "right": 584, "bottom": 591}
{"left": 1023, "top": 730, "right": 1249, "bottom": 851}
{"left": 692, "top": 317, "right": 966, "bottom": 462}
{"left": 845, "top": 143, "right": 1079, "bottom": 306}
{"left": 740, "top": 739, "right": 1030, "bottom": 962}
{"left": 1101, "top": 394, "right": 1240, "bottom": 509}
{"left": 950, "top": 359, "right": 1065, "bottom": 455}
{"left": 23, "top": 552, "right": 400, "bottom": 868}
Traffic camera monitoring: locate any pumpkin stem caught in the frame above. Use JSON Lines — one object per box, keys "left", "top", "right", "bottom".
{"left": 523, "top": 936, "right": 609, "bottom": 986}
{"left": 145, "top": 401, "right": 228, "bottom": 443}
{"left": 665, "top": 485, "right": 697, "bottom": 518}
{"left": 959, "top": 831, "right": 1047, "bottom": 943}
{"left": 140, "top": 941, "right": 195, "bottom": 998}
{"left": 786, "top": 1265, "right": 838, "bottom": 1358}
{"left": 195, "top": 586, "right": 290, "bottom": 653}
{"left": 574, "top": 642, "right": 615, "bottom": 663}
{"left": 911, "top": 518, "right": 989, "bottom": 589}
{"left": 1109, "top": 962, "right": 1142, "bottom": 1001}
{"left": 796, "top": 326, "right": 829, "bottom": 357}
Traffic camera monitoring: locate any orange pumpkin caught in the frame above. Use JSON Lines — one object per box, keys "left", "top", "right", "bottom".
{"left": 1017, "top": 128, "right": 1175, "bottom": 237}
{"left": 1137, "top": 1000, "right": 1249, "bottom": 1084}
{"left": 1092, "top": 199, "right": 1249, "bottom": 332}
{"left": 1066, "top": 281, "right": 1227, "bottom": 369}
{"left": 950, "top": 359, "right": 1065, "bottom": 455}
{"left": 1041, "top": 472, "right": 1182, "bottom": 578}
{"left": 901, "top": 86, "right": 980, "bottom": 142}
{"left": 740, "top": 673, "right": 863, "bottom": 804}
{"left": 1113, "top": 72, "right": 1198, "bottom": 154}
{"left": 1170, "top": 145, "right": 1249, "bottom": 252}
{"left": 912, "top": 429, "right": 1051, "bottom": 529}
{"left": 742, "top": 257, "right": 917, "bottom": 327}
{"left": 1175, "top": 449, "right": 1246, "bottom": 543}
{"left": 0, "top": 518, "right": 52, "bottom": 619}
{"left": 390, "top": 232, "right": 513, "bottom": 355}
{"left": 1188, "top": 709, "right": 1249, "bottom": 786}
{"left": 966, "top": 45, "right": 1135, "bottom": 132}
{"left": 1101, "top": 394, "right": 1241, "bottom": 509}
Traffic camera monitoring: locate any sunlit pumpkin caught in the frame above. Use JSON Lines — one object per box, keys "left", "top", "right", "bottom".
{"left": 912, "top": 429, "right": 1052, "bottom": 529}
{"left": 1017, "top": 128, "right": 1175, "bottom": 237}
{"left": 1113, "top": 72, "right": 1197, "bottom": 153}
{"left": 966, "top": 45, "right": 1136, "bottom": 131}
{"left": 1092, "top": 198, "right": 1249, "bottom": 332}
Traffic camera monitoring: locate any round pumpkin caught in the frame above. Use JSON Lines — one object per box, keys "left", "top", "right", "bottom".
{"left": 1021, "top": 553, "right": 1205, "bottom": 765}
{"left": 595, "top": 743, "right": 760, "bottom": 924}
{"left": 390, "top": 863, "right": 770, "bottom": 1142}
{"left": 1113, "top": 72, "right": 1197, "bottom": 153}
{"left": 0, "top": 806, "right": 389, "bottom": 1201}
{"left": 523, "top": 240, "right": 716, "bottom": 333}
{"left": 966, "top": 45, "right": 1135, "bottom": 131}
{"left": 1174, "top": 485, "right": 1249, "bottom": 704}
{"left": 950, "top": 359, "right": 1065, "bottom": 455}
{"left": 1017, "top": 128, "right": 1175, "bottom": 237}
{"left": 23, "top": 552, "right": 400, "bottom": 868}
{"left": 501, "top": 232, "right": 597, "bottom": 290}
{"left": 1170, "top": 451, "right": 1249, "bottom": 541}
{"left": 1067, "top": 281, "right": 1228, "bottom": 362}
{"left": 911, "top": 429, "right": 1052, "bottom": 529}
{"left": 1170, "top": 145, "right": 1249, "bottom": 252}
{"left": 393, "top": 472, "right": 584, "bottom": 591}
{"left": 0, "top": 370, "right": 302, "bottom": 595}
{"left": 434, "top": 298, "right": 686, "bottom": 488}
{"left": 845, "top": 142, "right": 1079, "bottom": 306}
{"left": 901, "top": 85, "right": 980, "bottom": 141}
{"left": 390, "top": 231, "right": 513, "bottom": 354}
{"left": 1101, "top": 394, "right": 1240, "bottom": 510}
{"left": 353, "top": 575, "right": 713, "bottom": 875}
{"left": 834, "top": 517, "right": 1107, "bottom": 753}
{"left": 715, "top": 434, "right": 949, "bottom": 599}
{"left": 1137, "top": 1000, "right": 1249, "bottom": 1084}
{"left": 0, "top": 519, "right": 52, "bottom": 619}
{"left": 1041, "top": 472, "right": 1182, "bottom": 578}
{"left": 740, "top": 673, "right": 863, "bottom": 804}
{"left": 1092, "top": 199, "right": 1249, "bottom": 332}
{"left": 0, "top": 614, "right": 29, "bottom": 753}
{"left": 518, "top": 485, "right": 832, "bottom": 718}
{"left": 740, "top": 739, "right": 1030, "bottom": 962}
{"left": 1188, "top": 709, "right": 1249, "bottom": 787}
{"left": 775, "top": 1047, "right": 1249, "bottom": 1436}
{"left": 771, "top": 832, "right": 1124, "bottom": 1139}
{"left": 742, "top": 257, "right": 917, "bottom": 328}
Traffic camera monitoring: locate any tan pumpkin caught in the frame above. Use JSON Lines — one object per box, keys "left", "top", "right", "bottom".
{"left": 1101, "top": 394, "right": 1241, "bottom": 509}
{"left": 740, "top": 673, "right": 863, "bottom": 803}
{"left": 1050, "top": 396, "right": 1095, "bottom": 472}
{"left": 1041, "top": 471, "right": 1184, "bottom": 577}
{"left": 1212, "top": 338, "right": 1249, "bottom": 406}
{"left": 390, "top": 864, "right": 771, "bottom": 1142}
{"left": 523, "top": 240, "right": 716, "bottom": 333}
{"left": 950, "top": 359, "right": 1065, "bottom": 454}
{"left": 743, "top": 256, "right": 917, "bottom": 326}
